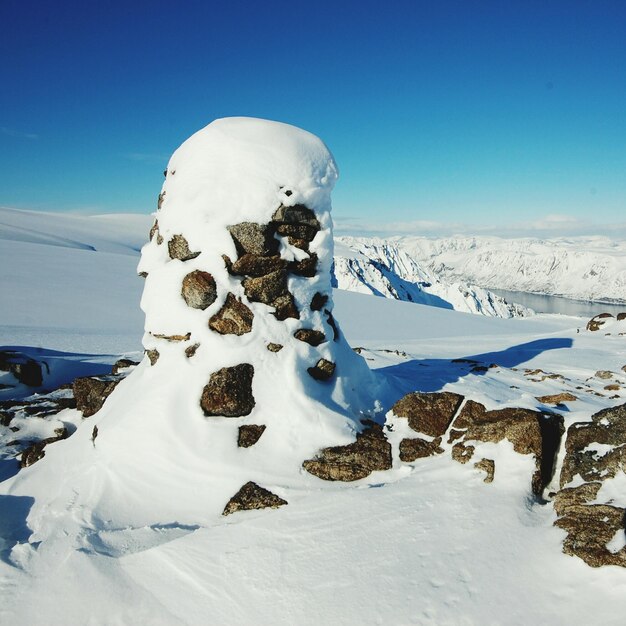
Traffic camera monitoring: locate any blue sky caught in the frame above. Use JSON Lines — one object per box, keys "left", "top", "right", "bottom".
{"left": 1, "top": 0, "right": 625, "bottom": 236}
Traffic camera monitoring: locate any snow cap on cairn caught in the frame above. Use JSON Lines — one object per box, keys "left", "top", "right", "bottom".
{"left": 138, "top": 117, "right": 375, "bottom": 427}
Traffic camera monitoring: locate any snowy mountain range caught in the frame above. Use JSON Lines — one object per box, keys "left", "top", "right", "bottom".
{"left": 398, "top": 235, "right": 626, "bottom": 303}
{"left": 335, "top": 237, "right": 530, "bottom": 318}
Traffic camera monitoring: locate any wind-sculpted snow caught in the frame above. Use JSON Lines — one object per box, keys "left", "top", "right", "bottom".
{"left": 399, "top": 235, "right": 626, "bottom": 303}
{"left": 336, "top": 237, "right": 531, "bottom": 318}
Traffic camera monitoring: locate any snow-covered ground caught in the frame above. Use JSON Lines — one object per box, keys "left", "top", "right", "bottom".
{"left": 400, "top": 235, "right": 626, "bottom": 303}
{"left": 1, "top": 201, "right": 626, "bottom": 624}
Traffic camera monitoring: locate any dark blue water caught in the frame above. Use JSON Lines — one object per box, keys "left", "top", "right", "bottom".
{"left": 491, "top": 289, "right": 626, "bottom": 318}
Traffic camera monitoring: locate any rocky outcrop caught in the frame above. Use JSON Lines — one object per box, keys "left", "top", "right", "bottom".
{"left": 391, "top": 392, "right": 464, "bottom": 437}
{"left": 554, "top": 402, "right": 626, "bottom": 568}
{"left": 20, "top": 427, "right": 68, "bottom": 468}
{"left": 399, "top": 436, "right": 443, "bottom": 462}
{"left": 73, "top": 376, "right": 121, "bottom": 418}
{"left": 238, "top": 424, "right": 266, "bottom": 448}
{"left": 303, "top": 424, "right": 392, "bottom": 481}
{"left": 222, "top": 481, "right": 287, "bottom": 516}
{"left": 307, "top": 359, "right": 335, "bottom": 381}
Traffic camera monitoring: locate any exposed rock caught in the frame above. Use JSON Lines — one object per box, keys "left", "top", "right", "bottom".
{"left": 451, "top": 442, "right": 475, "bottom": 464}
{"left": 391, "top": 392, "right": 464, "bottom": 438}
{"left": 209, "top": 293, "right": 254, "bottom": 336}
{"left": 0, "top": 411, "right": 12, "bottom": 427}
{"left": 157, "top": 191, "right": 165, "bottom": 210}
{"left": 271, "top": 292, "right": 299, "bottom": 321}
{"left": 272, "top": 204, "right": 320, "bottom": 242}
{"left": 536, "top": 392, "right": 578, "bottom": 404}
{"left": 228, "top": 223, "right": 278, "bottom": 257}
{"left": 266, "top": 343, "right": 283, "bottom": 352}
{"left": 149, "top": 219, "right": 160, "bottom": 241}
{"left": 586, "top": 313, "right": 613, "bottom": 331}
{"left": 242, "top": 270, "right": 288, "bottom": 305}
{"left": 222, "top": 481, "right": 287, "bottom": 516}
{"left": 152, "top": 332, "right": 191, "bottom": 342}
{"left": 288, "top": 253, "right": 318, "bottom": 277}
{"left": 447, "top": 428, "right": 465, "bottom": 444}
{"left": 238, "top": 424, "right": 266, "bottom": 448}
{"left": 307, "top": 359, "right": 335, "bottom": 381}
{"left": 595, "top": 370, "right": 613, "bottom": 380}
{"left": 618, "top": 312, "right": 626, "bottom": 321}
{"left": 231, "top": 254, "right": 287, "bottom": 277}
{"left": 20, "top": 428, "right": 68, "bottom": 468}
{"left": 605, "top": 384, "right": 621, "bottom": 391}
{"left": 555, "top": 503, "right": 626, "bottom": 568}
{"left": 0, "top": 351, "right": 44, "bottom": 387}
{"left": 111, "top": 358, "right": 139, "bottom": 375}
{"left": 185, "top": 343, "right": 200, "bottom": 358}
{"left": 451, "top": 401, "right": 564, "bottom": 495}
{"left": 200, "top": 364, "right": 255, "bottom": 417}
{"left": 399, "top": 436, "right": 443, "bottom": 462}
{"left": 303, "top": 425, "right": 392, "bottom": 481}
{"left": 168, "top": 234, "right": 200, "bottom": 261}
{"left": 181, "top": 270, "right": 217, "bottom": 309}
{"left": 325, "top": 311, "right": 339, "bottom": 341}
{"left": 73, "top": 376, "right": 121, "bottom": 417}
{"left": 310, "top": 292, "right": 328, "bottom": 311}
{"left": 554, "top": 482, "right": 602, "bottom": 516}
{"left": 559, "top": 403, "right": 626, "bottom": 488}
{"left": 474, "top": 458, "right": 495, "bottom": 483}
{"left": 294, "top": 329, "right": 326, "bottom": 346}
{"left": 288, "top": 236, "right": 309, "bottom": 251}
{"left": 146, "top": 349, "right": 159, "bottom": 365}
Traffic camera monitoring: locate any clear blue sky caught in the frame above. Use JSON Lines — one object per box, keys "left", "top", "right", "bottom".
{"left": 1, "top": 0, "right": 625, "bottom": 235}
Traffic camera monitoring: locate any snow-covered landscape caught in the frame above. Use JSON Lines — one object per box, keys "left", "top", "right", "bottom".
{"left": 1, "top": 117, "right": 626, "bottom": 626}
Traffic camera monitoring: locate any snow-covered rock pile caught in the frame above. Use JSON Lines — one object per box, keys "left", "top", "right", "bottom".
{"left": 335, "top": 237, "right": 531, "bottom": 318}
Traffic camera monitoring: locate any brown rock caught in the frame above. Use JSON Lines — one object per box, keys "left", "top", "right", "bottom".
{"left": 152, "top": 332, "right": 191, "bottom": 342}
{"left": 146, "top": 349, "right": 159, "bottom": 365}
{"left": 168, "top": 234, "right": 200, "bottom": 261}
{"left": 288, "top": 236, "right": 309, "bottom": 251}
{"left": 111, "top": 359, "right": 138, "bottom": 375}
{"left": 238, "top": 424, "right": 267, "bottom": 448}
{"left": 595, "top": 370, "right": 613, "bottom": 379}
{"left": 20, "top": 428, "right": 69, "bottom": 468}
{"left": 185, "top": 343, "right": 200, "bottom": 358}
{"left": 555, "top": 503, "right": 626, "bottom": 568}
{"left": 474, "top": 458, "right": 495, "bottom": 483}
{"left": 307, "top": 359, "right": 335, "bottom": 381}
{"left": 553, "top": 482, "right": 602, "bottom": 516}
{"left": 181, "top": 270, "right": 217, "bottom": 309}
{"left": 303, "top": 425, "right": 392, "bottom": 481}
{"left": 447, "top": 428, "right": 465, "bottom": 443}
{"left": 399, "top": 436, "right": 444, "bottom": 462}
{"left": 149, "top": 219, "right": 160, "bottom": 242}
{"left": 73, "top": 376, "right": 121, "bottom": 417}
{"left": 267, "top": 343, "right": 283, "bottom": 352}
{"left": 231, "top": 254, "right": 287, "bottom": 277}
{"left": 325, "top": 311, "right": 339, "bottom": 341}
{"left": 536, "top": 392, "right": 578, "bottom": 404}
{"left": 209, "top": 293, "right": 254, "bottom": 336}
{"left": 272, "top": 204, "right": 320, "bottom": 242}
{"left": 200, "top": 364, "right": 255, "bottom": 417}
{"left": 228, "top": 223, "right": 279, "bottom": 257}
{"left": 310, "top": 292, "right": 328, "bottom": 311}
{"left": 451, "top": 401, "right": 564, "bottom": 495}
{"left": 242, "top": 270, "right": 288, "bottom": 305}
{"left": 294, "top": 328, "right": 326, "bottom": 346}
{"left": 391, "top": 392, "right": 464, "bottom": 437}
{"left": 586, "top": 313, "right": 613, "bottom": 331}
{"left": 451, "top": 442, "right": 475, "bottom": 464}
{"left": 222, "top": 481, "right": 287, "bottom": 516}
{"left": 157, "top": 191, "right": 165, "bottom": 210}
{"left": 272, "top": 292, "right": 300, "bottom": 320}
{"left": 288, "top": 253, "right": 318, "bottom": 277}
{"left": 605, "top": 384, "right": 621, "bottom": 391}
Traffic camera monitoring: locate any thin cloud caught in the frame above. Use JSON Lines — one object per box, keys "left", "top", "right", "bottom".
{"left": 1, "top": 126, "right": 38, "bottom": 140}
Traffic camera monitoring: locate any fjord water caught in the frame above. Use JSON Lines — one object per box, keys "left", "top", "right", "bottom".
{"left": 492, "top": 289, "right": 626, "bottom": 318}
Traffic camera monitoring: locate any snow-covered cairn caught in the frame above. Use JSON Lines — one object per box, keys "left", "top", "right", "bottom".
{"left": 131, "top": 118, "right": 384, "bottom": 515}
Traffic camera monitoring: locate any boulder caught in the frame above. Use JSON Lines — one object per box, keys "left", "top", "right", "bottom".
{"left": 231, "top": 254, "right": 287, "bottom": 277}
{"left": 200, "top": 364, "right": 255, "bottom": 417}
{"left": 228, "top": 222, "right": 279, "bottom": 257}
{"left": 266, "top": 343, "right": 283, "bottom": 352}
{"left": 391, "top": 392, "right": 464, "bottom": 438}
{"left": 181, "top": 270, "right": 217, "bottom": 309}
{"left": 451, "top": 442, "right": 475, "bottom": 464}
{"left": 73, "top": 376, "right": 121, "bottom": 418}
{"left": 271, "top": 204, "right": 320, "bottom": 242}
{"left": 222, "top": 481, "right": 287, "bottom": 516}
{"left": 294, "top": 329, "right": 326, "bottom": 346}
{"left": 242, "top": 269, "right": 288, "bottom": 305}
{"left": 146, "top": 349, "right": 159, "bottom": 365}
{"left": 303, "top": 424, "right": 392, "bottom": 481}
{"left": 307, "top": 359, "right": 335, "bottom": 381}
{"left": 209, "top": 293, "right": 254, "bottom": 336}
{"left": 310, "top": 292, "right": 328, "bottom": 311}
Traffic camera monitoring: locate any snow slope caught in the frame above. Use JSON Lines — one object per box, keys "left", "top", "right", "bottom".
{"left": 400, "top": 235, "right": 626, "bottom": 303}
{"left": 336, "top": 237, "right": 531, "bottom": 317}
